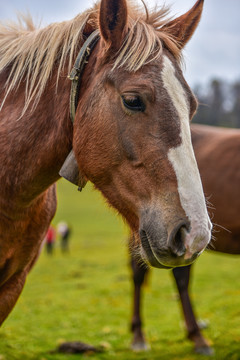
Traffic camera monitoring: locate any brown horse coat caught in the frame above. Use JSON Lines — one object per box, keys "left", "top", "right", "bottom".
{"left": 192, "top": 124, "right": 240, "bottom": 253}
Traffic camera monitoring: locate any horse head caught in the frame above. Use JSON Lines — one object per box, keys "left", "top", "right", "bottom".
{"left": 72, "top": 0, "right": 212, "bottom": 268}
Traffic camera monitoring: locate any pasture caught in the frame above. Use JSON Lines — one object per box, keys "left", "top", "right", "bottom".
{"left": 0, "top": 180, "right": 239, "bottom": 360}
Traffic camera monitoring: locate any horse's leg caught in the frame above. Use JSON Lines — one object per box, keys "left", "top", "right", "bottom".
{"left": 0, "top": 185, "right": 57, "bottom": 325}
{"left": 172, "top": 266, "right": 213, "bottom": 355}
{"left": 0, "top": 239, "right": 47, "bottom": 325}
{"left": 130, "top": 256, "right": 149, "bottom": 351}
{"left": 0, "top": 270, "right": 27, "bottom": 324}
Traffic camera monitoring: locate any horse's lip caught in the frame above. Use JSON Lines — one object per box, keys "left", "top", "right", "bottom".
{"left": 139, "top": 229, "right": 173, "bottom": 269}
{"left": 139, "top": 228, "right": 198, "bottom": 268}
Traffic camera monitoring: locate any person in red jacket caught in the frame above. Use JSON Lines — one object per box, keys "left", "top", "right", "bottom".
{"left": 45, "top": 226, "right": 56, "bottom": 255}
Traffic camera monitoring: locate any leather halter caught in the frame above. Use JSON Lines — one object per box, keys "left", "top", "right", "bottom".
{"left": 68, "top": 30, "right": 100, "bottom": 123}
{"left": 59, "top": 30, "right": 100, "bottom": 191}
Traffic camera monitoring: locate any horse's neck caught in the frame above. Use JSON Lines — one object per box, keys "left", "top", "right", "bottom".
{"left": 0, "top": 69, "right": 73, "bottom": 209}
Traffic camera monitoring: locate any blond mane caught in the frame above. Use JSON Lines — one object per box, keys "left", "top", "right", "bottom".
{"left": 0, "top": 1, "right": 181, "bottom": 115}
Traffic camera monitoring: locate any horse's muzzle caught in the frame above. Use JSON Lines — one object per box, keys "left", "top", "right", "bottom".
{"left": 139, "top": 211, "right": 210, "bottom": 268}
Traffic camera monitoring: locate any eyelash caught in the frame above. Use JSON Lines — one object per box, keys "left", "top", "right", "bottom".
{"left": 121, "top": 95, "right": 146, "bottom": 112}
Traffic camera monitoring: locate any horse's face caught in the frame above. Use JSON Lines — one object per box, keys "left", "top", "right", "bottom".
{"left": 73, "top": 0, "right": 212, "bottom": 268}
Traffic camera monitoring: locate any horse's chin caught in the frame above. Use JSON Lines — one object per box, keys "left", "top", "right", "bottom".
{"left": 145, "top": 255, "right": 173, "bottom": 269}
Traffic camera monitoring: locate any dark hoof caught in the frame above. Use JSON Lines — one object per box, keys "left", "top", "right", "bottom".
{"left": 56, "top": 341, "right": 101, "bottom": 354}
{"left": 195, "top": 346, "right": 215, "bottom": 356}
{"left": 131, "top": 341, "right": 150, "bottom": 352}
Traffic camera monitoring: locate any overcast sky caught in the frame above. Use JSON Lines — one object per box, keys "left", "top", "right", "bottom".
{"left": 0, "top": 0, "right": 239, "bottom": 86}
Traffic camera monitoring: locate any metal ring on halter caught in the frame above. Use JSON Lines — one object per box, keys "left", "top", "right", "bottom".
{"left": 59, "top": 30, "right": 100, "bottom": 191}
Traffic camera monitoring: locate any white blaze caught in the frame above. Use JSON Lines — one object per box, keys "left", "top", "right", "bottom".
{"left": 161, "top": 55, "right": 211, "bottom": 257}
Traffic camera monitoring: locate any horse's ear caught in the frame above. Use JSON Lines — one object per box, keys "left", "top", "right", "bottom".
{"left": 162, "top": 0, "right": 204, "bottom": 49}
{"left": 99, "top": 0, "right": 128, "bottom": 50}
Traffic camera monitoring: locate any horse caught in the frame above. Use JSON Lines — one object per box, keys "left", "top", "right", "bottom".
{"left": 130, "top": 123, "right": 240, "bottom": 355}
{"left": 0, "top": 0, "right": 211, "bottom": 342}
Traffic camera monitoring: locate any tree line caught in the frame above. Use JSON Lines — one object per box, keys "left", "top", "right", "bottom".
{"left": 193, "top": 79, "right": 240, "bottom": 128}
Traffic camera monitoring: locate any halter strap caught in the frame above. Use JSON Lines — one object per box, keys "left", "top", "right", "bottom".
{"left": 59, "top": 30, "right": 100, "bottom": 190}
{"left": 68, "top": 30, "right": 100, "bottom": 123}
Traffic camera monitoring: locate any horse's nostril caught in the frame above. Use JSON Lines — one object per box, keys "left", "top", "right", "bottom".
{"left": 168, "top": 222, "right": 188, "bottom": 257}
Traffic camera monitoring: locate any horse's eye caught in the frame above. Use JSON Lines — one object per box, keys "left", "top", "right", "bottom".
{"left": 121, "top": 95, "right": 146, "bottom": 112}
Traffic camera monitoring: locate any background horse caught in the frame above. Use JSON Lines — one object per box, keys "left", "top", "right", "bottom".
{"left": 130, "top": 123, "right": 240, "bottom": 354}
{"left": 0, "top": 0, "right": 211, "bottom": 338}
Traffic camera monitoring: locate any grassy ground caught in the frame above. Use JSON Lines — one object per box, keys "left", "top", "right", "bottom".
{"left": 0, "top": 180, "right": 240, "bottom": 360}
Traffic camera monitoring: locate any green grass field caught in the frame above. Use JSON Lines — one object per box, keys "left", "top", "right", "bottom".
{"left": 0, "top": 180, "right": 240, "bottom": 360}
